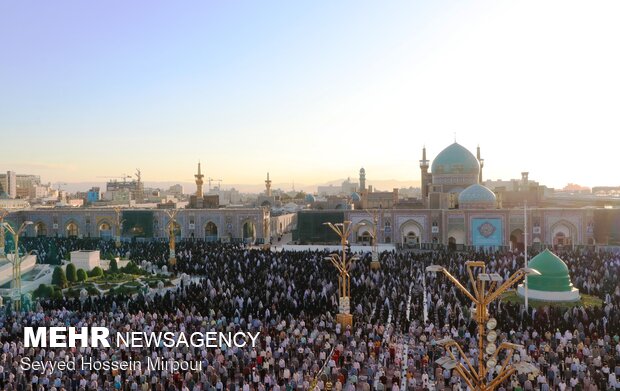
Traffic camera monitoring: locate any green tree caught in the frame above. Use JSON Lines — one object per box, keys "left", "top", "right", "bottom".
{"left": 121, "top": 261, "right": 141, "bottom": 275}
{"left": 66, "top": 263, "right": 77, "bottom": 283}
{"left": 52, "top": 266, "right": 68, "bottom": 289}
{"left": 89, "top": 266, "right": 104, "bottom": 278}
{"left": 33, "top": 284, "right": 54, "bottom": 299}
{"left": 109, "top": 258, "right": 119, "bottom": 273}
{"left": 77, "top": 269, "right": 87, "bottom": 282}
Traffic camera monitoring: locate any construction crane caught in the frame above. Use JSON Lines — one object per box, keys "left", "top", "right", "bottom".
{"left": 96, "top": 174, "right": 133, "bottom": 182}
{"left": 207, "top": 178, "right": 223, "bottom": 192}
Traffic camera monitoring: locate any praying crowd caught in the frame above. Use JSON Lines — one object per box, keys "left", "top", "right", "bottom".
{"left": 0, "top": 237, "right": 617, "bottom": 391}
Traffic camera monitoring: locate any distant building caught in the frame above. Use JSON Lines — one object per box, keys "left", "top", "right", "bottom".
{"left": 168, "top": 184, "right": 184, "bottom": 197}
{"left": 341, "top": 177, "right": 358, "bottom": 195}
{"left": 210, "top": 187, "right": 241, "bottom": 206}
{"left": 0, "top": 198, "right": 30, "bottom": 210}
{"left": 86, "top": 187, "right": 101, "bottom": 203}
{"left": 16, "top": 174, "right": 41, "bottom": 198}
{"left": 9, "top": 207, "right": 270, "bottom": 244}
{"left": 317, "top": 178, "right": 359, "bottom": 197}
{"left": 316, "top": 185, "right": 341, "bottom": 196}
{"left": 296, "top": 142, "right": 612, "bottom": 250}
{"left": 105, "top": 171, "right": 144, "bottom": 203}
{"left": 0, "top": 171, "right": 17, "bottom": 198}
{"left": 359, "top": 186, "right": 398, "bottom": 209}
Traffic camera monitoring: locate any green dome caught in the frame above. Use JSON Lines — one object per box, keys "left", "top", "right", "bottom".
{"left": 431, "top": 142, "right": 480, "bottom": 175}
{"left": 527, "top": 249, "right": 574, "bottom": 292}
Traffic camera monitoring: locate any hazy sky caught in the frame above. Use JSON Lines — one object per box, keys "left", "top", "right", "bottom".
{"left": 1, "top": 1, "right": 619, "bottom": 189}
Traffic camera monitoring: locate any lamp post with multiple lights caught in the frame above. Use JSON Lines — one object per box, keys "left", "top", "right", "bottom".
{"left": 2, "top": 220, "right": 33, "bottom": 311}
{"left": 324, "top": 221, "right": 358, "bottom": 327}
{"left": 360, "top": 209, "right": 381, "bottom": 269}
{"left": 0, "top": 209, "right": 9, "bottom": 258}
{"left": 426, "top": 261, "right": 541, "bottom": 390}
{"left": 165, "top": 209, "right": 179, "bottom": 269}
{"left": 113, "top": 207, "right": 125, "bottom": 249}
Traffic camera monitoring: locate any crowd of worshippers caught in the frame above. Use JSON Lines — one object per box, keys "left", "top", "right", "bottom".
{"left": 0, "top": 237, "right": 616, "bottom": 390}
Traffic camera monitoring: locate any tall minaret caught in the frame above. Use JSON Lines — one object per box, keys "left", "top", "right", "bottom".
{"left": 477, "top": 145, "right": 484, "bottom": 183}
{"left": 265, "top": 172, "right": 272, "bottom": 196}
{"left": 195, "top": 161, "right": 204, "bottom": 197}
{"left": 419, "top": 146, "right": 429, "bottom": 199}
{"left": 359, "top": 168, "right": 366, "bottom": 192}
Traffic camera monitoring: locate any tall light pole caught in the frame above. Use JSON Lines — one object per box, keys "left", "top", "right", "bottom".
{"left": 426, "top": 261, "right": 541, "bottom": 390}
{"left": 113, "top": 207, "right": 125, "bottom": 248}
{"left": 0, "top": 209, "right": 8, "bottom": 258}
{"left": 165, "top": 209, "right": 179, "bottom": 269}
{"left": 324, "top": 221, "right": 358, "bottom": 327}
{"left": 2, "top": 220, "right": 33, "bottom": 311}
{"left": 524, "top": 201, "right": 528, "bottom": 309}
{"left": 363, "top": 209, "right": 381, "bottom": 269}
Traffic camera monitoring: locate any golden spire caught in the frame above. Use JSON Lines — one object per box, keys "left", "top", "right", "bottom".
{"left": 195, "top": 161, "right": 204, "bottom": 197}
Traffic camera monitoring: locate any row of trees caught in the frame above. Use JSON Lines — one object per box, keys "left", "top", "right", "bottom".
{"left": 51, "top": 264, "right": 104, "bottom": 289}
{"left": 35, "top": 259, "right": 141, "bottom": 299}
{"left": 50, "top": 259, "right": 140, "bottom": 289}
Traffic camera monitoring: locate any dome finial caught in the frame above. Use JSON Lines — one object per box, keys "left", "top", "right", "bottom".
{"left": 454, "top": 132, "right": 457, "bottom": 143}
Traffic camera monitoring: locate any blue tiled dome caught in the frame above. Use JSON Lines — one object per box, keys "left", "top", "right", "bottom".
{"left": 458, "top": 184, "right": 496, "bottom": 209}
{"left": 351, "top": 192, "right": 361, "bottom": 202}
{"left": 305, "top": 194, "right": 316, "bottom": 203}
{"left": 431, "top": 142, "right": 480, "bottom": 175}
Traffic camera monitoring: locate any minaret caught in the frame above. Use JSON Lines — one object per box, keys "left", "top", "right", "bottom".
{"left": 265, "top": 172, "right": 272, "bottom": 196}
{"left": 359, "top": 168, "right": 366, "bottom": 192}
{"left": 477, "top": 145, "right": 484, "bottom": 184}
{"left": 419, "top": 146, "right": 429, "bottom": 199}
{"left": 195, "top": 161, "right": 204, "bottom": 197}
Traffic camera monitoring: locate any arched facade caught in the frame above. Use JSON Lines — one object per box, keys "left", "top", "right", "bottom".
{"left": 550, "top": 220, "right": 577, "bottom": 249}
{"left": 510, "top": 228, "right": 524, "bottom": 251}
{"left": 354, "top": 219, "right": 374, "bottom": 244}
{"left": 399, "top": 219, "right": 423, "bottom": 247}
{"left": 98, "top": 220, "right": 113, "bottom": 239}
{"left": 447, "top": 228, "right": 465, "bottom": 245}
{"left": 242, "top": 220, "right": 256, "bottom": 244}
{"left": 205, "top": 221, "right": 218, "bottom": 242}
{"left": 35, "top": 221, "right": 47, "bottom": 237}
{"left": 66, "top": 221, "right": 79, "bottom": 237}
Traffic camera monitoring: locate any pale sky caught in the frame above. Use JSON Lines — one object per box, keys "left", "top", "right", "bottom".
{"left": 1, "top": 1, "right": 619, "bottom": 189}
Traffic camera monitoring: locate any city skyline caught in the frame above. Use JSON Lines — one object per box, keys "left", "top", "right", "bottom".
{"left": 2, "top": 1, "right": 619, "bottom": 188}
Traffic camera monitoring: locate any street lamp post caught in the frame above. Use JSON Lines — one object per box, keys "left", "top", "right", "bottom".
{"left": 113, "top": 207, "right": 125, "bottom": 248}
{"left": 165, "top": 209, "right": 179, "bottom": 269}
{"left": 324, "top": 221, "right": 358, "bottom": 327}
{"left": 0, "top": 209, "right": 9, "bottom": 258}
{"left": 426, "top": 261, "right": 541, "bottom": 390}
{"left": 363, "top": 209, "right": 381, "bottom": 269}
{"left": 2, "top": 220, "right": 33, "bottom": 311}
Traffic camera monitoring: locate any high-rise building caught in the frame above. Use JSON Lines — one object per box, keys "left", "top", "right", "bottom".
{"left": 0, "top": 171, "right": 17, "bottom": 198}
